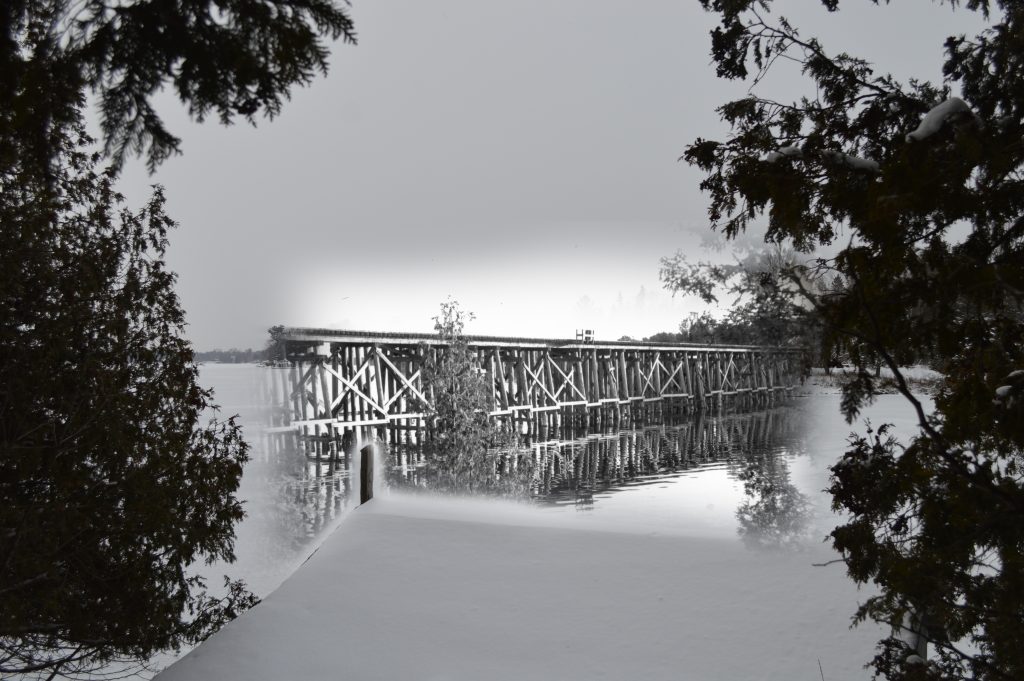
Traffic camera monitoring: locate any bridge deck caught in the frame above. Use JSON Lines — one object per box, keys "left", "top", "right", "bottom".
{"left": 281, "top": 327, "right": 791, "bottom": 352}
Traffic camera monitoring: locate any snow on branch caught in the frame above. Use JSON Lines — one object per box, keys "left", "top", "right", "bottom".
{"left": 763, "top": 144, "right": 878, "bottom": 172}
{"left": 822, "top": 150, "right": 879, "bottom": 172}
{"left": 764, "top": 144, "right": 802, "bottom": 163}
{"left": 993, "top": 370, "right": 1024, "bottom": 406}
{"left": 905, "top": 97, "right": 975, "bottom": 143}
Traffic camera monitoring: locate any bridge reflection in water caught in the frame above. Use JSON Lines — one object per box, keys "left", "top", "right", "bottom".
{"left": 265, "top": 399, "right": 814, "bottom": 550}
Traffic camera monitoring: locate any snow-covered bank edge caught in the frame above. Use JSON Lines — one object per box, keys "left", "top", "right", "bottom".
{"left": 798, "top": 365, "right": 943, "bottom": 397}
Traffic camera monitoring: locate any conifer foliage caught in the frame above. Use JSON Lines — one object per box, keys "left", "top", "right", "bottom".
{"left": 2, "top": 0, "right": 355, "bottom": 677}
{"left": 688, "top": 2, "right": 1024, "bottom": 679}
{"left": 1, "top": 0, "right": 356, "bottom": 173}
{"left": 0, "top": 115, "right": 258, "bottom": 679}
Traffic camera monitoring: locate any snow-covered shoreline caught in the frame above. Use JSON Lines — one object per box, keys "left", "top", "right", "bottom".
{"left": 797, "top": 365, "right": 943, "bottom": 397}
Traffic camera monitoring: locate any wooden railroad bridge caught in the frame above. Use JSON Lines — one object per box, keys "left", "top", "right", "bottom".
{"left": 267, "top": 328, "right": 806, "bottom": 455}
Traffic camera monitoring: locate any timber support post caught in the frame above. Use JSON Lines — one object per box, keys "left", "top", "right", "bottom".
{"left": 360, "top": 443, "right": 375, "bottom": 504}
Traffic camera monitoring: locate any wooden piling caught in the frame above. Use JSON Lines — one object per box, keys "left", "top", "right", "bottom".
{"left": 360, "top": 443, "right": 374, "bottom": 504}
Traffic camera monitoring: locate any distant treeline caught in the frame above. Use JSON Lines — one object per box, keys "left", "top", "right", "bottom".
{"left": 194, "top": 348, "right": 266, "bottom": 363}
{"left": 619, "top": 309, "right": 810, "bottom": 348}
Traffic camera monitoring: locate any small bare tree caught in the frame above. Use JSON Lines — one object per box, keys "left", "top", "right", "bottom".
{"left": 419, "top": 301, "right": 530, "bottom": 495}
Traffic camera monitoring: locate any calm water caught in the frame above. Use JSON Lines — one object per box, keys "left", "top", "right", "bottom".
{"left": 197, "top": 364, "right": 927, "bottom": 595}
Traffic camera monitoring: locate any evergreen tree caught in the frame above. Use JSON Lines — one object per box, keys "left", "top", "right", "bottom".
{"left": 2, "top": 1, "right": 355, "bottom": 676}
{"left": 0, "top": 113, "right": 257, "bottom": 679}
{"left": 688, "top": 2, "right": 1024, "bottom": 679}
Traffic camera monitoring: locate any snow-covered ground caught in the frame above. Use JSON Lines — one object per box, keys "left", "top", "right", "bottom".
{"left": 157, "top": 493, "right": 888, "bottom": 681}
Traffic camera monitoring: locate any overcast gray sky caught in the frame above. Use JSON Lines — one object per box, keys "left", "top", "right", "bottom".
{"left": 113, "top": 0, "right": 985, "bottom": 349}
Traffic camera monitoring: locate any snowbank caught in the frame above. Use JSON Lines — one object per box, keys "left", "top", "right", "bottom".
{"left": 157, "top": 494, "right": 885, "bottom": 681}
